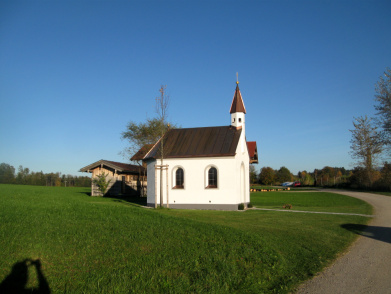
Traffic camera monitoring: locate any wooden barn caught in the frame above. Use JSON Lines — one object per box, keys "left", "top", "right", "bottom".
{"left": 79, "top": 160, "right": 147, "bottom": 196}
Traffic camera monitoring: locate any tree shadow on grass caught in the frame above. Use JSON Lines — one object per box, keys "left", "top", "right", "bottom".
{"left": 0, "top": 259, "right": 50, "bottom": 294}
{"left": 341, "top": 224, "right": 391, "bottom": 244}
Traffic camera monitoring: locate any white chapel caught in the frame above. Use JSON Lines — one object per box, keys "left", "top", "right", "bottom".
{"left": 140, "top": 82, "right": 258, "bottom": 210}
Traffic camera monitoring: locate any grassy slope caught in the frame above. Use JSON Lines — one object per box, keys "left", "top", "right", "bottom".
{"left": 0, "top": 185, "right": 371, "bottom": 293}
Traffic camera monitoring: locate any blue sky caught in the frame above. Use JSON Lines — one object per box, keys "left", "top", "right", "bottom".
{"left": 1, "top": 0, "right": 390, "bottom": 176}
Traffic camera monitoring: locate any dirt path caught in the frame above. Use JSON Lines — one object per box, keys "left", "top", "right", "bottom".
{"left": 295, "top": 190, "right": 391, "bottom": 294}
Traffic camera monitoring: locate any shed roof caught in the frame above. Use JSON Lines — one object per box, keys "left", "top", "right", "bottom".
{"left": 144, "top": 126, "right": 242, "bottom": 160}
{"left": 79, "top": 160, "right": 145, "bottom": 174}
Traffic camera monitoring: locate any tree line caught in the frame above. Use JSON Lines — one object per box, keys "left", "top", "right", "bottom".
{"left": 0, "top": 163, "right": 91, "bottom": 187}
{"left": 251, "top": 165, "right": 351, "bottom": 187}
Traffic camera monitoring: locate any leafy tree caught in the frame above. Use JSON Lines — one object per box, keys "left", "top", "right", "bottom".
{"left": 92, "top": 172, "right": 112, "bottom": 196}
{"left": 350, "top": 115, "right": 383, "bottom": 187}
{"left": 275, "top": 166, "right": 292, "bottom": 184}
{"left": 122, "top": 86, "right": 176, "bottom": 203}
{"left": 298, "top": 171, "right": 314, "bottom": 186}
{"left": 0, "top": 163, "right": 15, "bottom": 183}
{"left": 249, "top": 165, "right": 258, "bottom": 184}
{"left": 349, "top": 166, "right": 381, "bottom": 189}
{"left": 122, "top": 118, "right": 172, "bottom": 159}
{"left": 374, "top": 67, "right": 391, "bottom": 149}
{"left": 258, "top": 167, "right": 276, "bottom": 185}
{"left": 16, "top": 165, "right": 30, "bottom": 185}
{"left": 375, "top": 162, "right": 391, "bottom": 190}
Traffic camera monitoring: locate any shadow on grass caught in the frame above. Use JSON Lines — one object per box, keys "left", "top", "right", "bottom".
{"left": 0, "top": 259, "right": 50, "bottom": 294}
{"left": 341, "top": 224, "right": 391, "bottom": 244}
{"left": 107, "top": 195, "right": 148, "bottom": 208}
{"left": 77, "top": 191, "right": 148, "bottom": 207}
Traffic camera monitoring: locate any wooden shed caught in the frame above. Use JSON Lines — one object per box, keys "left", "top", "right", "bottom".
{"left": 79, "top": 160, "right": 147, "bottom": 196}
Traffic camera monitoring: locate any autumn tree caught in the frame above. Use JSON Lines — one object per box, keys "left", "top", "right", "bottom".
{"left": 298, "top": 170, "right": 314, "bottom": 186}
{"left": 259, "top": 167, "right": 276, "bottom": 185}
{"left": 350, "top": 115, "right": 383, "bottom": 187}
{"left": 374, "top": 67, "right": 391, "bottom": 150}
{"left": 376, "top": 162, "right": 391, "bottom": 190}
{"left": 275, "top": 166, "right": 292, "bottom": 184}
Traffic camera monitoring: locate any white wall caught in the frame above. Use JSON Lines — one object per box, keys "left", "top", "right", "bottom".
{"left": 146, "top": 132, "right": 250, "bottom": 207}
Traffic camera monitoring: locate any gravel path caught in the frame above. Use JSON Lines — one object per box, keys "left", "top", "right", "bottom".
{"left": 295, "top": 190, "right": 391, "bottom": 294}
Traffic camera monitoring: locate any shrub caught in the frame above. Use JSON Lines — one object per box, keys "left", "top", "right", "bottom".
{"left": 248, "top": 203, "right": 253, "bottom": 208}
{"left": 238, "top": 203, "right": 245, "bottom": 210}
{"left": 92, "top": 172, "right": 112, "bottom": 196}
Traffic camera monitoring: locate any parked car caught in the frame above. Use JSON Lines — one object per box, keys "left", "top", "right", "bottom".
{"left": 294, "top": 181, "right": 301, "bottom": 187}
{"left": 282, "top": 182, "right": 294, "bottom": 187}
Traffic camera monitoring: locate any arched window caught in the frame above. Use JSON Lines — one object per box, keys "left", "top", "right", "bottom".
{"left": 208, "top": 167, "right": 218, "bottom": 188}
{"left": 175, "top": 168, "right": 184, "bottom": 188}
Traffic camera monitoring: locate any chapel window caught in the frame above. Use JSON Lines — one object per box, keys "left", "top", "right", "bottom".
{"left": 175, "top": 168, "right": 184, "bottom": 189}
{"left": 208, "top": 167, "right": 218, "bottom": 188}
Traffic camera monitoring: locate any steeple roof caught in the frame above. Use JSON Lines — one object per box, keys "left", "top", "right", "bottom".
{"left": 229, "top": 84, "right": 246, "bottom": 114}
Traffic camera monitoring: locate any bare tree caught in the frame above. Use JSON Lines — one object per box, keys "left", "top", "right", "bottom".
{"left": 156, "top": 85, "right": 170, "bottom": 207}
{"left": 350, "top": 115, "right": 383, "bottom": 187}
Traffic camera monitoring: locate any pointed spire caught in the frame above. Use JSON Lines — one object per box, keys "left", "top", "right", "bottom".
{"left": 230, "top": 83, "right": 246, "bottom": 114}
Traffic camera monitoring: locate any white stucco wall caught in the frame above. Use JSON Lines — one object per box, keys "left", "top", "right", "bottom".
{"left": 146, "top": 131, "right": 250, "bottom": 208}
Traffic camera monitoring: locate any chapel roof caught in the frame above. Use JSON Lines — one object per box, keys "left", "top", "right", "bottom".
{"left": 79, "top": 159, "right": 145, "bottom": 174}
{"left": 143, "top": 126, "right": 242, "bottom": 160}
{"left": 130, "top": 144, "right": 154, "bottom": 161}
{"left": 229, "top": 84, "right": 246, "bottom": 114}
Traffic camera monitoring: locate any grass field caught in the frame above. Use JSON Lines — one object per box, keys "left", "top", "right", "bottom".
{"left": 250, "top": 190, "right": 373, "bottom": 214}
{"left": 0, "top": 185, "right": 372, "bottom": 293}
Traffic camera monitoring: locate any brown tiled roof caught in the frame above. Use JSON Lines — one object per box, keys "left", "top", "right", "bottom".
{"left": 131, "top": 144, "right": 154, "bottom": 161}
{"left": 230, "top": 84, "right": 246, "bottom": 114}
{"left": 79, "top": 160, "right": 145, "bottom": 174}
{"left": 144, "top": 126, "right": 242, "bottom": 160}
{"left": 247, "top": 141, "right": 258, "bottom": 164}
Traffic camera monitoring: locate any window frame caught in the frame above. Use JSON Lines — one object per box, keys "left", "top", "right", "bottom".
{"left": 172, "top": 166, "right": 185, "bottom": 189}
{"left": 206, "top": 166, "right": 218, "bottom": 189}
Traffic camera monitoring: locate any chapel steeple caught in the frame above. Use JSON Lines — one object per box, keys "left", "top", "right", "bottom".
{"left": 230, "top": 83, "right": 246, "bottom": 114}
{"left": 230, "top": 80, "right": 246, "bottom": 130}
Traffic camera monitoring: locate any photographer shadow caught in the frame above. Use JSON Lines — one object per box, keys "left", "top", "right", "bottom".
{"left": 0, "top": 259, "right": 50, "bottom": 294}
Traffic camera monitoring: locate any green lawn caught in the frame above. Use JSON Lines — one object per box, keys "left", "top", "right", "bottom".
{"left": 0, "top": 185, "right": 372, "bottom": 293}
{"left": 371, "top": 191, "right": 391, "bottom": 197}
{"left": 250, "top": 191, "right": 373, "bottom": 214}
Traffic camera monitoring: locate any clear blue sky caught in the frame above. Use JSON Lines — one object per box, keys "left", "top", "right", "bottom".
{"left": 1, "top": 0, "right": 390, "bottom": 177}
